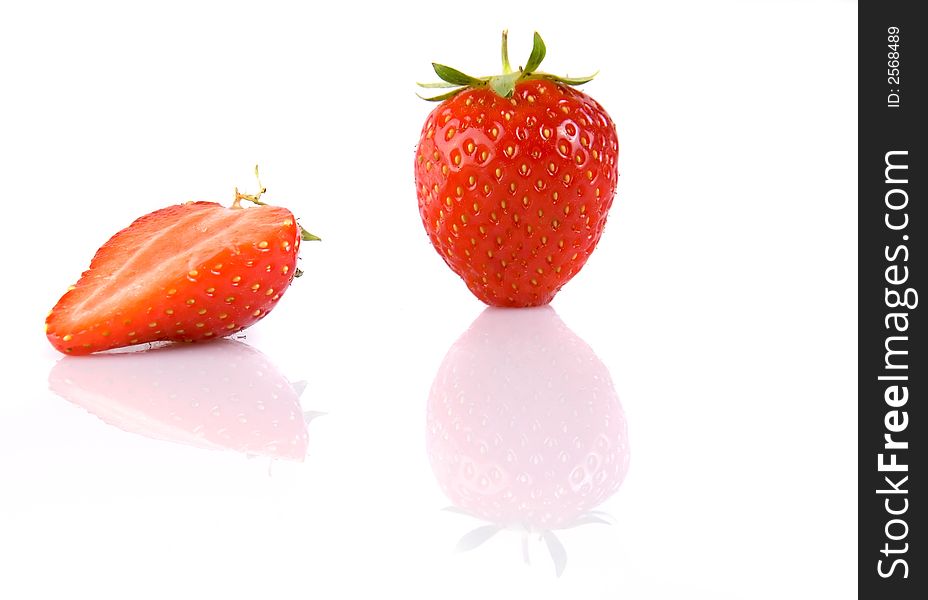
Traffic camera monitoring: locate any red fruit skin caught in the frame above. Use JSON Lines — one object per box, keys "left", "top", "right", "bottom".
{"left": 48, "top": 340, "right": 309, "bottom": 461}
{"left": 414, "top": 80, "right": 619, "bottom": 307}
{"left": 46, "top": 202, "right": 302, "bottom": 355}
{"left": 426, "top": 307, "right": 630, "bottom": 531}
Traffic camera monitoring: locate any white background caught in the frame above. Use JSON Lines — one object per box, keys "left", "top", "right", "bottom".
{"left": 0, "top": 1, "right": 857, "bottom": 598}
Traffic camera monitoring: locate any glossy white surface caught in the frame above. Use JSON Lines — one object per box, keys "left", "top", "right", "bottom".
{"left": 1, "top": 1, "right": 856, "bottom": 598}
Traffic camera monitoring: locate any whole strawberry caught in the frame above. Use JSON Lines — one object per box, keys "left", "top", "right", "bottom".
{"left": 45, "top": 168, "right": 319, "bottom": 355}
{"left": 414, "top": 32, "right": 619, "bottom": 307}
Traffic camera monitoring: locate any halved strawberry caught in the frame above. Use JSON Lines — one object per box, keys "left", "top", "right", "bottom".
{"left": 48, "top": 339, "right": 318, "bottom": 461}
{"left": 45, "top": 171, "right": 318, "bottom": 355}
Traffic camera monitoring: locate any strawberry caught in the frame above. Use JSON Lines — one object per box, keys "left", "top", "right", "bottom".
{"left": 426, "top": 307, "right": 630, "bottom": 575}
{"left": 45, "top": 168, "right": 319, "bottom": 355}
{"left": 48, "top": 339, "right": 319, "bottom": 461}
{"left": 414, "top": 32, "right": 619, "bottom": 307}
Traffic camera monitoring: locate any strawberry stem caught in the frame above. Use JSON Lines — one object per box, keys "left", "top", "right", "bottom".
{"left": 232, "top": 165, "right": 322, "bottom": 241}
{"left": 501, "top": 29, "right": 512, "bottom": 75}
{"left": 232, "top": 165, "right": 268, "bottom": 208}
{"left": 230, "top": 166, "right": 322, "bottom": 241}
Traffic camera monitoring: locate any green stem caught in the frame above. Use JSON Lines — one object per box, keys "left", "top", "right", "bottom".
{"left": 501, "top": 29, "right": 512, "bottom": 74}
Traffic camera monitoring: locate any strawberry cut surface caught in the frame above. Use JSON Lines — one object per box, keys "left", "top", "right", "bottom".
{"left": 46, "top": 201, "right": 303, "bottom": 355}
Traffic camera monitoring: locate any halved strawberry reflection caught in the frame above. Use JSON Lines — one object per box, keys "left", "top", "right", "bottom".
{"left": 427, "top": 307, "right": 630, "bottom": 575}
{"left": 49, "top": 340, "right": 318, "bottom": 461}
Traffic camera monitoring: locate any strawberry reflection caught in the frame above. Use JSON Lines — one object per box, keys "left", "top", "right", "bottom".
{"left": 427, "top": 306, "right": 630, "bottom": 576}
{"left": 48, "top": 340, "right": 318, "bottom": 461}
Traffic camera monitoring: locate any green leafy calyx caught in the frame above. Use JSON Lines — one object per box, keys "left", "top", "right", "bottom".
{"left": 417, "top": 31, "right": 597, "bottom": 102}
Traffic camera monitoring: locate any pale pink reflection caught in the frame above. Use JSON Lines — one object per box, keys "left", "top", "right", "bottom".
{"left": 49, "top": 340, "right": 315, "bottom": 461}
{"left": 427, "top": 306, "right": 630, "bottom": 576}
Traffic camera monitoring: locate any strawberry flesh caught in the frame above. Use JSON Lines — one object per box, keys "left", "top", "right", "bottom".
{"left": 46, "top": 201, "right": 302, "bottom": 355}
